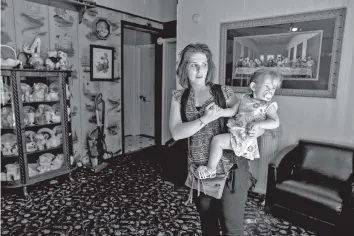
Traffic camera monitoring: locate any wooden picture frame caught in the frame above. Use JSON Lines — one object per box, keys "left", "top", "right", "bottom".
{"left": 90, "top": 45, "right": 114, "bottom": 81}
{"left": 219, "top": 8, "right": 346, "bottom": 98}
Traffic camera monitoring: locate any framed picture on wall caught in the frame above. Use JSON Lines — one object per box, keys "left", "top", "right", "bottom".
{"left": 219, "top": 8, "right": 346, "bottom": 98}
{"left": 90, "top": 44, "right": 115, "bottom": 81}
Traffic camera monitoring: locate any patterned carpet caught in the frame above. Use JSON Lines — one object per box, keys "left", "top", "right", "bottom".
{"left": 124, "top": 135, "right": 155, "bottom": 154}
{"left": 1, "top": 155, "right": 317, "bottom": 236}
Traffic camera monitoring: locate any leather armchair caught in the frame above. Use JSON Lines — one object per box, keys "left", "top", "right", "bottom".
{"left": 265, "top": 140, "right": 354, "bottom": 232}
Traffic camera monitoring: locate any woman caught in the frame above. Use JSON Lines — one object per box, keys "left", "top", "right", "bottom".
{"left": 169, "top": 43, "right": 264, "bottom": 236}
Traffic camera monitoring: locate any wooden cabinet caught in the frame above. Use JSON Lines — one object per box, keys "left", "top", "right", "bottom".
{"left": 1, "top": 69, "right": 74, "bottom": 197}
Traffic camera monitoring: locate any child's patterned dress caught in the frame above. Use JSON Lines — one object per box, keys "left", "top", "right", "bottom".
{"left": 228, "top": 94, "right": 278, "bottom": 160}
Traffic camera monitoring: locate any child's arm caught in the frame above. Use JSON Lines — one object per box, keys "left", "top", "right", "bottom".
{"left": 248, "top": 105, "right": 280, "bottom": 130}
{"left": 218, "top": 101, "right": 240, "bottom": 117}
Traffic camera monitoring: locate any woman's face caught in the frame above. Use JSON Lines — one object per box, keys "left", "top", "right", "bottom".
{"left": 187, "top": 52, "right": 208, "bottom": 86}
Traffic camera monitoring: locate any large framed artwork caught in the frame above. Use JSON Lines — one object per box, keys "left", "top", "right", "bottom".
{"left": 90, "top": 44, "right": 115, "bottom": 81}
{"left": 219, "top": 8, "right": 346, "bottom": 98}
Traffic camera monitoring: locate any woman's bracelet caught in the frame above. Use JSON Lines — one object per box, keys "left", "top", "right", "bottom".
{"left": 198, "top": 117, "right": 206, "bottom": 126}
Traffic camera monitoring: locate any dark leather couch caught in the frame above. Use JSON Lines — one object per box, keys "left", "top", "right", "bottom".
{"left": 265, "top": 140, "right": 354, "bottom": 232}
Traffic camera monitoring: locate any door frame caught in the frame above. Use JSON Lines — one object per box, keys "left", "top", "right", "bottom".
{"left": 161, "top": 38, "right": 176, "bottom": 145}
{"left": 121, "top": 20, "right": 163, "bottom": 155}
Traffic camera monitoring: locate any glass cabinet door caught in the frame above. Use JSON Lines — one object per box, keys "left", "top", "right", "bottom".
{"left": 1, "top": 73, "right": 20, "bottom": 183}
{"left": 20, "top": 74, "right": 67, "bottom": 181}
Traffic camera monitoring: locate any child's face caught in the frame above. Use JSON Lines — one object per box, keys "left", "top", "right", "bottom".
{"left": 251, "top": 75, "right": 278, "bottom": 101}
{"left": 187, "top": 52, "right": 208, "bottom": 86}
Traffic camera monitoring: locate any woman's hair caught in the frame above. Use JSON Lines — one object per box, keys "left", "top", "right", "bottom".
{"left": 249, "top": 68, "right": 283, "bottom": 89}
{"left": 176, "top": 43, "right": 216, "bottom": 88}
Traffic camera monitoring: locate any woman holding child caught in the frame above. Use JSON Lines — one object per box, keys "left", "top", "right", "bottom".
{"left": 169, "top": 43, "right": 282, "bottom": 236}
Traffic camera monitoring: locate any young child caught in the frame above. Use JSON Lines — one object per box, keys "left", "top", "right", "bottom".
{"left": 195, "top": 68, "right": 283, "bottom": 179}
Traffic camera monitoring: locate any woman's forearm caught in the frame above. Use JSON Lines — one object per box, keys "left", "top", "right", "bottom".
{"left": 170, "top": 117, "right": 207, "bottom": 140}
{"left": 219, "top": 108, "right": 236, "bottom": 117}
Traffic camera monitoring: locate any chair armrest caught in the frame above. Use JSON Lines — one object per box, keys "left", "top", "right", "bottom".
{"left": 267, "top": 144, "right": 298, "bottom": 191}
{"left": 269, "top": 144, "right": 298, "bottom": 168}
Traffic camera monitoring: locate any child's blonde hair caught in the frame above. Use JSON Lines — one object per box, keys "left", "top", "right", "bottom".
{"left": 249, "top": 68, "right": 283, "bottom": 89}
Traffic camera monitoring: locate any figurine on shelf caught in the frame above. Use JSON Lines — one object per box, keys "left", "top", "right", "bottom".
{"left": 56, "top": 51, "right": 70, "bottom": 70}
{"left": 23, "top": 37, "right": 44, "bottom": 70}
{"left": 45, "top": 50, "right": 60, "bottom": 70}
{"left": 34, "top": 133, "right": 47, "bottom": 150}
{"left": 46, "top": 132, "right": 62, "bottom": 148}
{"left": 32, "top": 83, "right": 46, "bottom": 101}
{"left": 5, "top": 164, "right": 20, "bottom": 181}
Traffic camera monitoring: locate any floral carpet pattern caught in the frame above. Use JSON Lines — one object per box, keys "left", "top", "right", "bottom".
{"left": 1, "top": 155, "right": 316, "bottom": 236}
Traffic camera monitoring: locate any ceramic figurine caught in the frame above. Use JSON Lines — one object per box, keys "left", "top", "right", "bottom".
{"left": 5, "top": 164, "right": 20, "bottom": 181}
{"left": 32, "top": 83, "right": 46, "bottom": 101}
{"left": 34, "top": 133, "right": 47, "bottom": 150}
{"left": 56, "top": 51, "right": 70, "bottom": 70}
{"left": 46, "top": 133, "right": 62, "bottom": 148}
{"left": 23, "top": 37, "right": 44, "bottom": 69}
{"left": 45, "top": 50, "right": 61, "bottom": 70}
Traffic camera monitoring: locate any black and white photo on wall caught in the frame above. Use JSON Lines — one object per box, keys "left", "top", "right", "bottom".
{"left": 90, "top": 44, "right": 114, "bottom": 81}
{"left": 219, "top": 8, "right": 346, "bottom": 98}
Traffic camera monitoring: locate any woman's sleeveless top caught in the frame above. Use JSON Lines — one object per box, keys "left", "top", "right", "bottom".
{"left": 172, "top": 85, "right": 236, "bottom": 175}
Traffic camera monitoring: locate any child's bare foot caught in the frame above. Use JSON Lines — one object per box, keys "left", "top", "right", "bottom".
{"left": 194, "top": 165, "right": 216, "bottom": 179}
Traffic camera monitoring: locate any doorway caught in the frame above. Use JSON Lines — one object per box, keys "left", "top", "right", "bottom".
{"left": 121, "top": 21, "right": 162, "bottom": 155}
{"left": 161, "top": 38, "right": 176, "bottom": 144}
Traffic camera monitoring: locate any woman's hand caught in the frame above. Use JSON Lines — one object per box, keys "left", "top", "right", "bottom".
{"left": 202, "top": 102, "right": 222, "bottom": 123}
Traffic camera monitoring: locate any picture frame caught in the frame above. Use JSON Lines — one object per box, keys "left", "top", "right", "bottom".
{"left": 219, "top": 8, "right": 346, "bottom": 98}
{"left": 90, "top": 45, "right": 114, "bottom": 81}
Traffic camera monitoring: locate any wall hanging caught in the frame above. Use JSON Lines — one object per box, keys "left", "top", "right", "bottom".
{"left": 90, "top": 44, "right": 114, "bottom": 81}
{"left": 219, "top": 8, "right": 346, "bottom": 98}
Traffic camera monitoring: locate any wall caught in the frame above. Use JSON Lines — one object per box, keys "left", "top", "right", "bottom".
{"left": 96, "top": 0, "right": 177, "bottom": 22}
{"left": 1, "top": 0, "right": 163, "bottom": 161}
{"left": 177, "top": 0, "right": 354, "bottom": 150}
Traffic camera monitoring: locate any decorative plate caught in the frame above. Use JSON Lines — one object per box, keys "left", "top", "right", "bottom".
{"left": 37, "top": 128, "right": 53, "bottom": 139}
{"left": 49, "top": 81, "right": 60, "bottom": 93}
{"left": 33, "top": 83, "right": 49, "bottom": 94}
{"left": 20, "top": 83, "right": 32, "bottom": 95}
{"left": 52, "top": 125, "right": 62, "bottom": 136}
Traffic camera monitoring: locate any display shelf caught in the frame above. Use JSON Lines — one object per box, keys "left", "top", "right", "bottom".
{"left": 26, "top": 145, "right": 63, "bottom": 156}
{"left": 24, "top": 122, "right": 62, "bottom": 130}
{"left": 1, "top": 69, "right": 74, "bottom": 197}
{"left": 23, "top": 100, "right": 60, "bottom": 105}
